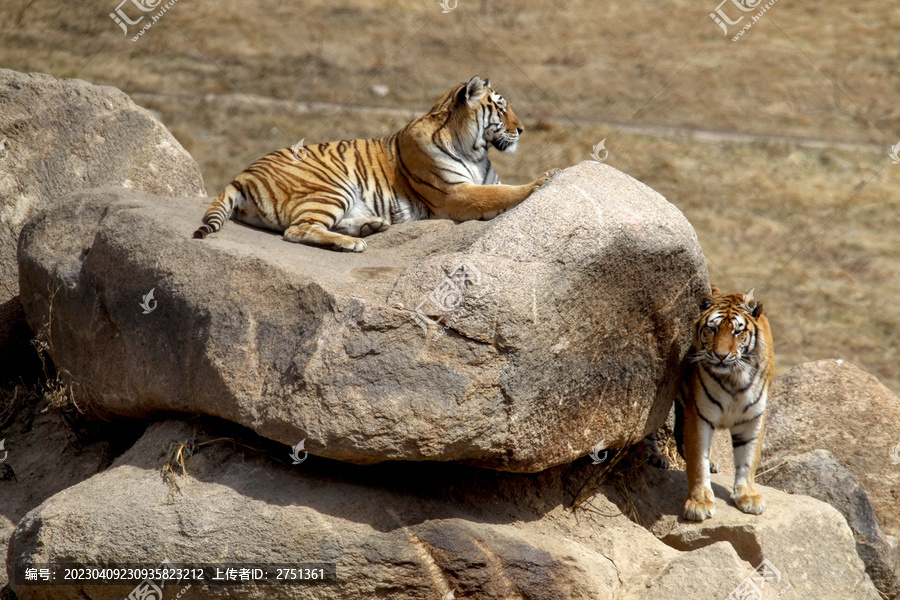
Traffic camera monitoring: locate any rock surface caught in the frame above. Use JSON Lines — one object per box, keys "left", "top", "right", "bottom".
{"left": 7, "top": 419, "right": 878, "bottom": 600}
{"left": 618, "top": 542, "right": 754, "bottom": 600}
{"left": 5, "top": 420, "right": 664, "bottom": 600}
{"left": 0, "top": 68, "right": 206, "bottom": 379}
{"left": 0, "top": 394, "right": 146, "bottom": 589}
{"left": 17, "top": 161, "right": 709, "bottom": 471}
{"left": 764, "top": 360, "right": 900, "bottom": 537}
{"left": 604, "top": 464, "right": 882, "bottom": 599}
{"left": 758, "top": 449, "right": 900, "bottom": 599}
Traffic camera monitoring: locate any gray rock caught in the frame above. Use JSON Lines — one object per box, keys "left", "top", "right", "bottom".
{"left": 619, "top": 542, "right": 755, "bottom": 600}
{"left": 4, "top": 420, "right": 667, "bottom": 600}
{"left": 0, "top": 68, "right": 206, "bottom": 379}
{"left": 603, "top": 464, "right": 882, "bottom": 599}
{"left": 759, "top": 449, "right": 900, "bottom": 599}
{"left": 17, "top": 161, "right": 708, "bottom": 471}
{"left": 765, "top": 360, "right": 900, "bottom": 538}
{"left": 7, "top": 419, "right": 878, "bottom": 600}
{"left": 0, "top": 394, "right": 145, "bottom": 588}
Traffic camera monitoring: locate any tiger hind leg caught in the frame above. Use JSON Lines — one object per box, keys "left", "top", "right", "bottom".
{"left": 641, "top": 432, "right": 670, "bottom": 470}
{"left": 283, "top": 195, "right": 366, "bottom": 252}
{"left": 333, "top": 216, "right": 389, "bottom": 238}
{"left": 284, "top": 221, "right": 367, "bottom": 252}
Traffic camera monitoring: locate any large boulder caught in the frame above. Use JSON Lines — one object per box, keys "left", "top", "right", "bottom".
{"left": 618, "top": 542, "right": 755, "bottom": 600}
{"left": 0, "top": 69, "right": 206, "bottom": 379}
{"left": 758, "top": 449, "right": 900, "bottom": 599}
{"left": 6, "top": 419, "right": 878, "bottom": 600}
{"left": 4, "top": 419, "right": 666, "bottom": 600}
{"left": 16, "top": 161, "right": 709, "bottom": 471}
{"left": 604, "top": 464, "right": 882, "bottom": 599}
{"left": 764, "top": 360, "right": 900, "bottom": 537}
{"left": 0, "top": 396, "right": 146, "bottom": 589}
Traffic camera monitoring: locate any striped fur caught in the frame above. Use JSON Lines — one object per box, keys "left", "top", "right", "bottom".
{"left": 675, "top": 286, "right": 775, "bottom": 522}
{"left": 193, "top": 76, "right": 559, "bottom": 251}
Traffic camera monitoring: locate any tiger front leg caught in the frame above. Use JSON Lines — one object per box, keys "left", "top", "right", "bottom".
{"left": 439, "top": 169, "right": 560, "bottom": 221}
{"left": 730, "top": 412, "right": 766, "bottom": 515}
{"left": 682, "top": 406, "right": 716, "bottom": 522}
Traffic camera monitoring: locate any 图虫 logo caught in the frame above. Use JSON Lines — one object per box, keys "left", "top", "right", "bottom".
{"left": 411, "top": 260, "right": 483, "bottom": 340}
{"left": 888, "top": 141, "right": 900, "bottom": 165}
{"left": 289, "top": 439, "right": 309, "bottom": 465}
{"left": 589, "top": 139, "right": 608, "bottom": 163}
{"left": 291, "top": 139, "right": 308, "bottom": 162}
{"left": 140, "top": 288, "right": 157, "bottom": 314}
{"left": 589, "top": 440, "right": 608, "bottom": 465}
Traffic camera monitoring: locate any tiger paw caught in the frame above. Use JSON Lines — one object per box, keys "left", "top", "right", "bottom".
{"left": 536, "top": 168, "right": 561, "bottom": 186}
{"left": 683, "top": 498, "right": 716, "bottom": 522}
{"left": 359, "top": 218, "right": 389, "bottom": 237}
{"left": 733, "top": 493, "right": 766, "bottom": 515}
{"left": 333, "top": 238, "right": 367, "bottom": 252}
{"left": 480, "top": 209, "right": 505, "bottom": 220}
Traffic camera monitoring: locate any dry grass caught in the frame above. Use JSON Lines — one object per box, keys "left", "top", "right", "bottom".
{"left": 0, "top": 384, "right": 39, "bottom": 431}
{"left": 161, "top": 433, "right": 263, "bottom": 499}
{"left": 1, "top": 0, "right": 898, "bottom": 393}
{"left": 162, "top": 436, "right": 196, "bottom": 492}
{"left": 658, "top": 432, "right": 686, "bottom": 473}
{"left": 2, "top": 0, "right": 899, "bottom": 140}
{"left": 26, "top": 285, "right": 83, "bottom": 413}
{"left": 569, "top": 447, "right": 628, "bottom": 512}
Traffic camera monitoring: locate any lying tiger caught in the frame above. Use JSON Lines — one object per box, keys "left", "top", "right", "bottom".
{"left": 193, "top": 76, "right": 559, "bottom": 251}
{"left": 675, "top": 286, "right": 775, "bottom": 522}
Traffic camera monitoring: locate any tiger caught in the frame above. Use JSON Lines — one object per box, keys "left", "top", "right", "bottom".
{"left": 674, "top": 286, "right": 775, "bottom": 522}
{"left": 192, "top": 76, "right": 560, "bottom": 251}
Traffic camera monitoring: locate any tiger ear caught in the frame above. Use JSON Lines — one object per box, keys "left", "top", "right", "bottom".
{"left": 483, "top": 78, "right": 491, "bottom": 89}
{"left": 744, "top": 288, "right": 763, "bottom": 317}
{"left": 699, "top": 295, "right": 714, "bottom": 310}
{"left": 459, "top": 76, "right": 486, "bottom": 105}
{"left": 752, "top": 301, "right": 764, "bottom": 318}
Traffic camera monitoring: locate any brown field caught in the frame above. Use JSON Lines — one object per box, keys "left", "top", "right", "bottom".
{"left": 1, "top": 0, "right": 899, "bottom": 392}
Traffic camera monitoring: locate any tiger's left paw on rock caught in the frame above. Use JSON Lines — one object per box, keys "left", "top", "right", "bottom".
{"left": 536, "top": 168, "right": 561, "bottom": 186}
{"left": 733, "top": 493, "right": 766, "bottom": 515}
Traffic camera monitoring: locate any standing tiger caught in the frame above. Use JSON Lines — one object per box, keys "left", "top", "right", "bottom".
{"left": 193, "top": 76, "right": 559, "bottom": 251}
{"left": 675, "top": 286, "right": 775, "bottom": 522}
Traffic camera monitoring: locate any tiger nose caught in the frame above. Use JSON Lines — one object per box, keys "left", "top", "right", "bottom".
{"left": 516, "top": 126, "right": 524, "bottom": 135}
{"left": 715, "top": 352, "right": 729, "bottom": 361}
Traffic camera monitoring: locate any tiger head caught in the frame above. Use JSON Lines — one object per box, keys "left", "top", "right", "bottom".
{"left": 445, "top": 76, "right": 525, "bottom": 153}
{"left": 693, "top": 287, "right": 766, "bottom": 374}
